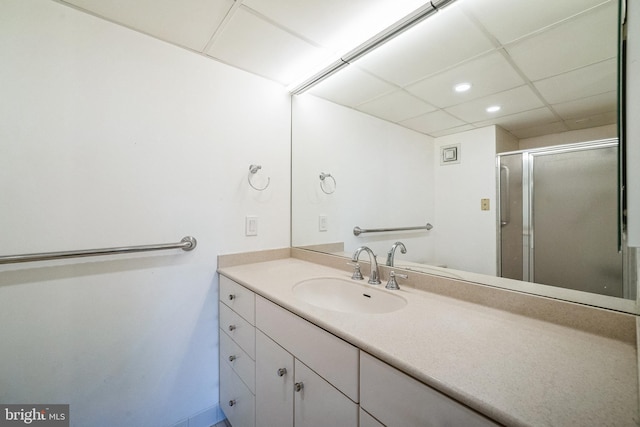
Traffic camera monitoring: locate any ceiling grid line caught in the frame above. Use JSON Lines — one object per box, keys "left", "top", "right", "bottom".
{"left": 54, "top": 0, "right": 619, "bottom": 139}
{"left": 202, "top": 1, "right": 245, "bottom": 53}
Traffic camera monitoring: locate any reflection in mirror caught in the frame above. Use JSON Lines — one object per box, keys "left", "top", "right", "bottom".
{"left": 291, "top": 0, "right": 638, "bottom": 312}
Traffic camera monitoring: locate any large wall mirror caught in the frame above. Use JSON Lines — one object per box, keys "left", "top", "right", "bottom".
{"left": 291, "top": 0, "right": 638, "bottom": 313}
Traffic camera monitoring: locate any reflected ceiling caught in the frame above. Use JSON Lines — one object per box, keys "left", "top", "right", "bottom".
{"left": 59, "top": 0, "right": 618, "bottom": 139}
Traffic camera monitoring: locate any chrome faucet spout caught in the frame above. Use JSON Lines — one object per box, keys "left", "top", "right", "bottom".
{"left": 386, "top": 242, "right": 407, "bottom": 266}
{"left": 351, "top": 246, "right": 381, "bottom": 285}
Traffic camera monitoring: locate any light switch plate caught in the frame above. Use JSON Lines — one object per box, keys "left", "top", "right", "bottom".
{"left": 481, "top": 199, "right": 490, "bottom": 211}
{"left": 319, "top": 215, "right": 328, "bottom": 232}
{"left": 245, "top": 216, "right": 258, "bottom": 236}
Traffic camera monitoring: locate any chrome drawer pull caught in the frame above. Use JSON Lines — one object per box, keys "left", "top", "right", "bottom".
{"left": 228, "top": 399, "right": 236, "bottom": 407}
{"left": 294, "top": 382, "right": 304, "bottom": 392}
{"left": 228, "top": 294, "right": 235, "bottom": 301}
{"left": 228, "top": 355, "right": 236, "bottom": 362}
{"left": 277, "top": 368, "right": 287, "bottom": 377}
{"left": 228, "top": 325, "right": 236, "bottom": 331}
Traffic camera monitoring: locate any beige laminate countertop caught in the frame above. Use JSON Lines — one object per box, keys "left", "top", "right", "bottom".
{"left": 218, "top": 257, "right": 638, "bottom": 427}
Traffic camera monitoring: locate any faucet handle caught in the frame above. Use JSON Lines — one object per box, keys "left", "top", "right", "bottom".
{"left": 386, "top": 271, "right": 408, "bottom": 290}
{"left": 347, "top": 262, "right": 364, "bottom": 280}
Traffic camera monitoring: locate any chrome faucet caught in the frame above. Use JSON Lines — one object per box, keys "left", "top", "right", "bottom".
{"left": 386, "top": 241, "right": 407, "bottom": 266}
{"left": 351, "top": 246, "right": 381, "bottom": 285}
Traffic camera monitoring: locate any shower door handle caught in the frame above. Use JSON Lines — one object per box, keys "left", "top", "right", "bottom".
{"left": 500, "top": 165, "right": 510, "bottom": 226}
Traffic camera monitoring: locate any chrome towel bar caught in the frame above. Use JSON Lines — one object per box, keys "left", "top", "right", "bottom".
{"left": 0, "top": 236, "right": 197, "bottom": 265}
{"left": 353, "top": 223, "right": 433, "bottom": 236}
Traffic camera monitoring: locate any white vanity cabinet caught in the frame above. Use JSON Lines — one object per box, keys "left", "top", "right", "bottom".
{"left": 219, "top": 276, "right": 256, "bottom": 427}
{"left": 218, "top": 273, "right": 500, "bottom": 427}
{"left": 360, "top": 352, "right": 500, "bottom": 427}
{"left": 255, "top": 295, "right": 359, "bottom": 427}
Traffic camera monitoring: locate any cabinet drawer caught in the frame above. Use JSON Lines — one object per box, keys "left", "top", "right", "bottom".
{"left": 220, "top": 329, "right": 255, "bottom": 393}
{"left": 220, "top": 302, "right": 255, "bottom": 359}
{"left": 360, "top": 352, "right": 499, "bottom": 427}
{"left": 220, "top": 275, "right": 255, "bottom": 325}
{"left": 220, "top": 359, "right": 255, "bottom": 427}
{"left": 255, "top": 296, "right": 359, "bottom": 402}
{"left": 294, "top": 359, "right": 358, "bottom": 427}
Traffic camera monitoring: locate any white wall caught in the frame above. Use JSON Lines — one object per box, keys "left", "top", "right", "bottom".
{"left": 0, "top": 2, "right": 291, "bottom": 426}
{"left": 292, "top": 95, "right": 435, "bottom": 264}
{"left": 433, "top": 127, "right": 498, "bottom": 275}
{"left": 495, "top": 126, "right": 519, "bottom": 154}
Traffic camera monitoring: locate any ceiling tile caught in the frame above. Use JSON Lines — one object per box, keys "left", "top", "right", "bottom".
{"left": 473, "top": 107, "right": 558, "bottom": 131}
{"left": 461, "top": 0, "right": 610, "bottom": 45}
{"left": 552, "top": 91, "right": 617, "bottom": 120}
{"left": 510, "top": 121, "right": 570, "bottom": 139}
{"left": 564, "top": 111, "right": 617, "bottom": 130}
{"left": 206, "top": 7, "right": 328, "bottom": 84}
{"left": 355, "top": 5, "right": 495, "bottom": 87}
{"left": 356, "top": 90, "right": 436, "bottom": 123}
{"left": 400, "top": 110, "right": 468, "bottom": 135}
{"left": 534, "top": 59, "right": 617, "bottom": 105}
{"left": 308, "top": 66, "right": 396, "bottom": 107}
{"left": 406, "top": 51, "right": 524, "bottom": 108}
{"left": 445, "top": 85, "right": 545, "bottom": 123}
{"left": 61, "top": 0, "right": 233, "bottom": 51}
{"left": 505, "top": 2, "right": 618, "bottom": 81}
{"left": 429, "top": 124, "right": 477, "bottom": 138}
{"left": 243, "top": 0, "right": 427, "bottom": 51}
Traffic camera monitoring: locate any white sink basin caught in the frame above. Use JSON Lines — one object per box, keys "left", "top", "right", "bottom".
{"left": 293, "top": 277, "right": 407, "bottom": 314}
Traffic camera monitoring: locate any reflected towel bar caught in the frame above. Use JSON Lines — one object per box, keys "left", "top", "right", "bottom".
{"left": 0, "top": 236, "right": 197, "bottom": 265}
{"left": 353, "top": 223, "right": 433, "bottom": 236}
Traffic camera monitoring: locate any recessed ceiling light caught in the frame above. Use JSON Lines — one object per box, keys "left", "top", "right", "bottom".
{"left": 486, "top": 105, "right": 501, "bottom": 113}
{"left": 454, "top": 83, "right": 471, "bottom": 92}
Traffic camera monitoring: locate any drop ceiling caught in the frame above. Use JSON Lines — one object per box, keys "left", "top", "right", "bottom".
{"left": 57, "top": 0, "right": 619, "bottom": 139}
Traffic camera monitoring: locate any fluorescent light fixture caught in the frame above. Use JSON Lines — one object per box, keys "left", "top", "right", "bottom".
{"left": 454, "top": 82, "right": 472, "bottom": 92}
{"left": 286, "top": 58, "right": 350, "bottom": 95}
{"left": 287, "top": 0, "right": 458, "bottom": 95}
{"left": 486, "top": 105, "right": 501, "bottom": 113}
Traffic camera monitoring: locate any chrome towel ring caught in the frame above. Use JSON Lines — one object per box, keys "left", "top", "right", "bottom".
{"left": 248, "top": 164, "right": 270, "bottom": 191}
{"left": 319, "top": 172, "right": 336, "bottom": 194}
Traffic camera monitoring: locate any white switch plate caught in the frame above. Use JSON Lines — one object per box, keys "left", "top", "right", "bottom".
{"left": 319, "top": 215, "right": 328, "bottom": 232}
{"left": 245, "top": 216, "right": 258, "bottom": 236}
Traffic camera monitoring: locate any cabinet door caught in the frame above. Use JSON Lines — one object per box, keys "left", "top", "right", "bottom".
{"left": 256, "top": 296, "right": 359, "bottom": 401}
{"left": 255, "top": 330, "right": 294, "bottom": 427}
{"left": 294, "top": 360, "right": 358, "bottom": 427}
{"left": 360, "top": 352, "right": 498, "bottom": 427}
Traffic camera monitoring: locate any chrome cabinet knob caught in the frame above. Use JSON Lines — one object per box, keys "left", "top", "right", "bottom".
{"left": 277, "top": 368, "right": 287, "bottom": 377}
{"left": 228, "top": 325, "right": 236, "bottom": 331}
{"left": 228, "top": 355, "right": 236, "bottom": 362}
{"left": 294, "top": 382, "right": 304, "bottom": 392}
{"left": 228, "top": 399, "right": 236, "bottom": 407}
{"left": 228, "top": 294, "right": 235, "bottom": 301}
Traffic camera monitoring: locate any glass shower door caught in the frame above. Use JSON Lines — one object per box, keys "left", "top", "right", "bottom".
{"left": 498, "top": 154, "right": 523, "bottom": 281}
{"left": 530, "top": 144, "right": 622, "bottom": 297}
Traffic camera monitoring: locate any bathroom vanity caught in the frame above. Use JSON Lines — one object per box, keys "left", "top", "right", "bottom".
{"left": 217, "top": 249, "right": 638, "bottom": 427}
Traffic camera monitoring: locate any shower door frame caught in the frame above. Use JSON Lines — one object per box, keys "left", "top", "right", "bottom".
{"left": 496, "top": 138, "right": 630, "bottom": 296}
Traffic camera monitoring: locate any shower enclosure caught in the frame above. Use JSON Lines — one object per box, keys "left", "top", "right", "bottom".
{"left": 497, "top": 139, "right": 627, "bottom": 298}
